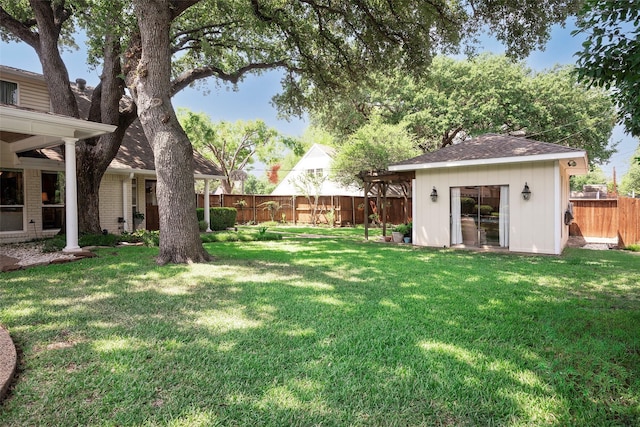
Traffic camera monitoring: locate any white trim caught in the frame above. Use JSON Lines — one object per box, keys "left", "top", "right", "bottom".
{"left": 106, "top": 166, "right": 222, "bottom": 180}
{"left": 0, "top": 105, "right": 116, "bottom": 152}
{"left": 389, "top": 151, "right": 588, "bottom": 172}
{"left": 62, "top": 138, "right": 81, "bottom": 253}
{"left": 554, "top": 162, "right": 561, "bottom": 255}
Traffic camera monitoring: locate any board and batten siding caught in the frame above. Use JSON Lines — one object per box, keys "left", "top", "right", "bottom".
{"left": 413, "top": 160, "right": 566, "bottom": 254}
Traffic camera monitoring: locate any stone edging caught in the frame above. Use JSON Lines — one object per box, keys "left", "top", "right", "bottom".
{"left": 0, "top": 325, "right": 17, "bottom": 403}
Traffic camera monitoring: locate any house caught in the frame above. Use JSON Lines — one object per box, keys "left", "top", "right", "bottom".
{"left": 271, "top": 143, "right": 362, "bottom": 196}
{"left": 0, "top": 65, "right": 222, "bottom": 248}
{"left": 388, "top": 133, "right": 589, "bottom": 255}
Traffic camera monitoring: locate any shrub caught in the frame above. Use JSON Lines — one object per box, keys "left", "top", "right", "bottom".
{"left": 42, "top": 236, "right": 66, "bottom": 252}
{"left": 197, "top": 207, "right": 238, "bottom": 231}
{"left": 625, "top": 244, "right": 640, "bottom": 252}
{"left": 42, "top": 233, "right": 118, "bottom": 252}
{"left": 198, "top": 220, "right": 209, "bottom": 232}
{"left": 79, "top": 233, "right": 118, "bottom": 247}
{"left": 211, "top": 207, "right": 237, "bottom": 231}
{"left": 132, "top": 230, "right": 159, "bottom": 247}
{"left": 474, "top": 204, "right": 493, "bottom": 215}
{"left": 460, "top": 197, "right": 476, "bottom": 214}
{"left": 200, "top": 230, "right": 282, "bottom": 243}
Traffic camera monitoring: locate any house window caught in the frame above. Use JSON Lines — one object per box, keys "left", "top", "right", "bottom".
{"left": 0, "top": 80, "right": 18, "bottom": 105}
{"left": 306, "top": 168, "right": 323, "bottom": 177}
{"left": 42, "top": 171, "right": 65, "bottom": 230}
{"left": 0, "top": 169, "right": 24, "bottom": 232}
{"left": 451, "top": 185, "right": 509, "bottom": 248}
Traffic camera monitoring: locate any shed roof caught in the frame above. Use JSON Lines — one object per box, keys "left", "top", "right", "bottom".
{"left": 389, "top": 133, "right": 588, "bottom": 174}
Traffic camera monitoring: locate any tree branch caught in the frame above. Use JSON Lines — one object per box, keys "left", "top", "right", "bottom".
{"left": 0, "top": 6, "right": 39, "bottom": 48}
{"left": 170, "top": 60, "right": 293, "bottom": 96}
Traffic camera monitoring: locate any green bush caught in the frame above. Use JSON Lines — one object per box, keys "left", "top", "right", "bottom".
{"left": 625, "top": 244, "right": 640, "bottom": 252}
{"left": 79, "top": 233, "right": 118, "bottom": 247}
{"left": 474, "top": 204, "right": 493, "bottom": 215}
{"left": 42, "top": 236, "right": 66, "bottom": 253}
{"left": 460, "top": 197, "right": 476, "bottom": 214}
{"left": 197, "top": 207, "right": 238, "bottom": 231}
{"left": 200, "top": 230, "right": 282, "bottom": 243}
{"left": 198, "top": 220, "right": 209, "bottom": 232}
{"left": 393, "top": 223, "right": 412, "bottom": 236}
{"left": 41, "top": 233, "right": 118, "bottom": 252}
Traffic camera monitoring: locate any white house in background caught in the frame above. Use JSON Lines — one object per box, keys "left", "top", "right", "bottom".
{"left": 0, "top": 65, "right": 222, "bottom": 246}
{"left": 389, "top": 133, "right": 589, "bottom": 255}
{"left": 271, "top": 143, "right": 362, "bottom": 196}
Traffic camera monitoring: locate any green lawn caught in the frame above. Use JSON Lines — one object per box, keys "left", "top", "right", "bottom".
{"left": 1, "top": 232, "right": 639, "bottom": 426}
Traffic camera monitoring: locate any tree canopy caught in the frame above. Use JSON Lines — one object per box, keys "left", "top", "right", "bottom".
{"left": 312, "top": 54, "right": 617, "bottom": 165}
{"left": 1, "top": 0, "right": 584, "bottom": 263}
{"left": 620, "top": 145, "right": 640, "bottom": 196}
{"left": 178, "top": 109, "right": 299, "bottom": 193}
{"left": 574, "top": 0, "right": 640, "bottom": 137}
{"left": 331, "top": 115, "right": 419, "bottom": 189}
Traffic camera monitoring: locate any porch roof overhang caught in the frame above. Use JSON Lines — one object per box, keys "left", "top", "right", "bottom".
{"left": 388, "top": 151, "right": 589, "bottom": 175}
{"left": 0, "top": 104, "right": 116, "bottom": 152}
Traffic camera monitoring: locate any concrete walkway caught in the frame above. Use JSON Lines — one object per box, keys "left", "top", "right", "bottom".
{"left": 0, "top": 326, "right": 17, "bottom": 403}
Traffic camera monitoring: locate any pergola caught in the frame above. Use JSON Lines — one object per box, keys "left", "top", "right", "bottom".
{"left": 358, "top": 169, "right": 415, "bottom": 240}
{"left": 1, "top": 105, "right": 116, "bottom": 251}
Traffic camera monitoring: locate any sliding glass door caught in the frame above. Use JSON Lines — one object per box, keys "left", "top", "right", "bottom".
{"left": 451, "top": 185, "right": 509, "bottom": 248}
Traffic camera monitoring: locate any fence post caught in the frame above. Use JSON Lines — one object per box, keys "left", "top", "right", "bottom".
{"left": 292, "top": 195, "right": 297, "bottom": 225}
{"left": 253, "top": 194, "right": 257, "bottom": 224}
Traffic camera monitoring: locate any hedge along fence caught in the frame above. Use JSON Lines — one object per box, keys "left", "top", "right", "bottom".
{"left": 196, "top": 207, "right": 238, "bottom": 231}
{"left": 196, "top": 194, "right": 412, "bottom": 226}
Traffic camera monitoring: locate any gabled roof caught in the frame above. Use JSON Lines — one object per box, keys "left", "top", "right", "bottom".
{"left": 389, "top": 133, "right": 588, "bottom": 174}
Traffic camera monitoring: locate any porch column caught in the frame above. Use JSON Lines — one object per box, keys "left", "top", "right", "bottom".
{"left": 204, "top": 179, "right": 212, "bottom": 232}
{"left": 63, "top": 138, "right": 81, "bottom": 253}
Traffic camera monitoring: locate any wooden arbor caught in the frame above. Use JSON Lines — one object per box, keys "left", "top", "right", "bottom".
{"left": 358, "top": 170, "right": 415, "bottom": 240}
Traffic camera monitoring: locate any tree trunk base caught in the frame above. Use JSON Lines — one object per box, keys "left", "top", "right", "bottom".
{"left": 156, "top": 246, "right": 212, "bottom": 265}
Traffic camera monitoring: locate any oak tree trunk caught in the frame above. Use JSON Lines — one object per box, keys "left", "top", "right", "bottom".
{"left": 129, "top": 0, "right": 210, "bottom": 264}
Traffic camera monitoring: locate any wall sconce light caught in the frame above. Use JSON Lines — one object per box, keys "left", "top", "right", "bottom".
{"left": 567, "top": 160, "right": 577, "bottom": 167}
{"left": 521, "top": 182, "right": 531, "bottom": 201}
{"left": 430, "top": 186, "right": 438, "bottom": 202}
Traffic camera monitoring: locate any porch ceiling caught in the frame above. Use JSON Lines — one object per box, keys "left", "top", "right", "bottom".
{"left": 0, "top": 105, "right": 116, "bottom": 152}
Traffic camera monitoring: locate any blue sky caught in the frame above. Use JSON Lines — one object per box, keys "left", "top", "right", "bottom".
{"left": 0, "top": 19, "right": 637, "bottom": 179}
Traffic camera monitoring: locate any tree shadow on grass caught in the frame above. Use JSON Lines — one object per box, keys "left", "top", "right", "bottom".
{"left": 0, "top": 241, "right": 639, "bottom": 425}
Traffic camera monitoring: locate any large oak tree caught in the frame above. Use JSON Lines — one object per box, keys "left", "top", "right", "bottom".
{"left": 2, "top": 0, "right": 583, "bottom": 264}
{"left": 312, "top": 54, "right": 617, "bottom": 166}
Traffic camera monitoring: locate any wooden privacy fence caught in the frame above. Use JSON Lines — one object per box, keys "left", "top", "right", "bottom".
{"left": 569, "top": 197, "right": 640, "bottom": 247}
{"left": 197, "top": 194, "right": 412, "bottom": 226}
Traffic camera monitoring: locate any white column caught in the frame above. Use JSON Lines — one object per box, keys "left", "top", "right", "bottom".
{"left": 63, "top": 138, "right": 81, "bottom": 252}
{"left": 204, "top": 179, "right": 212, "bottom": 232}
{"left": 122, "top": 178, "right": 129, "bottom": 232}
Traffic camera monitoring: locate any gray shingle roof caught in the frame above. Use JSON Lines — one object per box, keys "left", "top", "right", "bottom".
{"left": 14, "top": 75, "right": 221, "bottom": 178}
{"left": 391, "top": 133, "right": 585, "bottom": 167}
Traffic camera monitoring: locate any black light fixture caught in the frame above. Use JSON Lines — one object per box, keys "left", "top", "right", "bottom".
{"left": 521, "top": 182, "right": 531, "bottom": 201}
{"left": 567, "top": 160, "right": 577, "bottom": 167}
{"left": 430, "top": 186, "right": 438, "bottom": 202}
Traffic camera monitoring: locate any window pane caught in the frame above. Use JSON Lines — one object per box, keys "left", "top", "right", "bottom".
{"left": 0, "top": 207, "right": 23, "bottom": 231}
{"left": 0, "top": 169, "right": 24, "bottom": 205}
{"left": 42, "top": 207, "right": 64, "bottom": 230}
{"left": 41, "top": 172, "right": 65, "bottom": 204}
{"left": 0, "top": 80, "right": 18, "bottom": 105}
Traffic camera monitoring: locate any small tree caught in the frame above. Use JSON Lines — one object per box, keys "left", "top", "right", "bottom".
{"left": 234, "top": 198, "right": 248, "bottom": 224}
{"left": 292, "top": 171, "right": 328, "bottom": 225}
{"left": 259, "top": 200, "right": 283, "bottom": 223}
